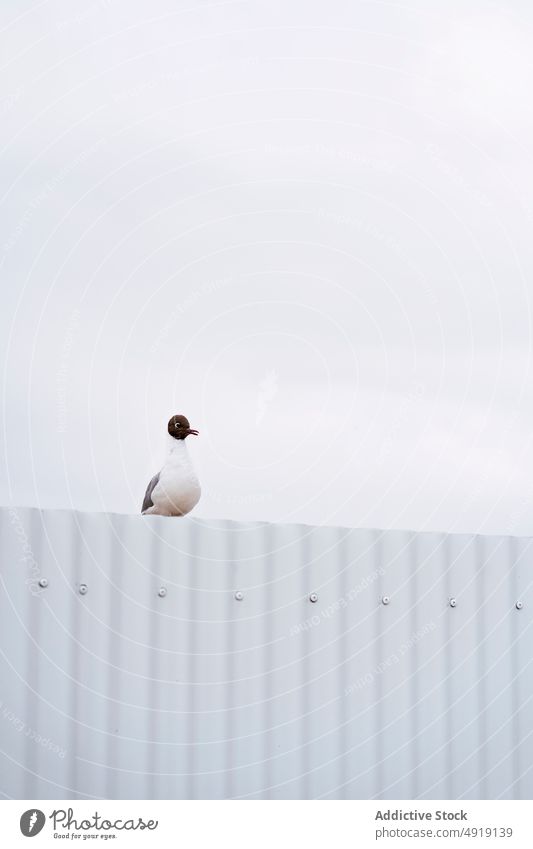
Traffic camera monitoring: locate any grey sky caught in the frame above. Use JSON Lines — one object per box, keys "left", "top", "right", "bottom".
{"left": 2, "top": 0, "right": 533, "bottom": 533}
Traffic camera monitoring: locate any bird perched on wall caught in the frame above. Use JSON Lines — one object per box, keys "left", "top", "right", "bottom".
{"left": 141, "top": 414, "right": 201, "bottom": 516}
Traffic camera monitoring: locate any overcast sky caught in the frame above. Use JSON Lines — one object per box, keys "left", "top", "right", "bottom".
{"left": 2, "top": 0, "right": 533, "bottom": 534}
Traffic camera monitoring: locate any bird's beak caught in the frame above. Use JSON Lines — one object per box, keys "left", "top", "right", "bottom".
{"left": 187, "top": 428, "right": 199, "bottom": 436}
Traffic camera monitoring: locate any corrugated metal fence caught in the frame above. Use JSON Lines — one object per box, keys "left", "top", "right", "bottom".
{"left": 0, "top": 506, "right": 532, "bottom": 799}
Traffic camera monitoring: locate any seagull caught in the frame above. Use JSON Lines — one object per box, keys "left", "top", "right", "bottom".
{"left": 141, "top": 414, "right": 201, "bottom": 516}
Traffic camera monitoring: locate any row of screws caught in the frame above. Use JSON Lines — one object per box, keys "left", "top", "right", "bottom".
{"left": 382, "top": 596, "right": 524, "bottom": 611}
{"left": 35, "top": 581, "right": 526, "bottom": 610}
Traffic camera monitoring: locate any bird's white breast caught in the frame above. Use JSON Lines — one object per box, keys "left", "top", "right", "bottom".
{"left": 150, "top": 440, "right": 201, "bottom": 516}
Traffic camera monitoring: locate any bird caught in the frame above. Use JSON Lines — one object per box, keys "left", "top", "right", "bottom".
{"left": 141, "top": 414, "right": 201, "bottom": 516}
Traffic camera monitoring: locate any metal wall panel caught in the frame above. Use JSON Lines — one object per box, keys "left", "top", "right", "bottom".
{"left": 0, "top": 507, "right": 531, "bottom": 800}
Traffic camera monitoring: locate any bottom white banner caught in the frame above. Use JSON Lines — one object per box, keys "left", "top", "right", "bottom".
{"left": 0, "top": 800, "right": 531, "bottom": 848}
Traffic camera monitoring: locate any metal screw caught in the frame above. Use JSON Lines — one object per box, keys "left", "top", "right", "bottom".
{"left": 158, "top": 587, "right": 167, "bottom": 598}
{"left": 516, "top": 601, "right": 523, "bottom": 610}
{"left": 381, "top": 595, "right": 390, "bottom": 606}
{"left": 449, "top": 597, "right": 457, "bottom": 608}
{"left": 309, "top": 592, "right": 318, "bottom": 603}
{"left": 234, "top": 591, "right": 244, "bottom": 601}
{"left": 79, "top": 584, "right": 88, "bottom": 595}
{"left": 38, "top": 578, "right": 48, "bottom": 589}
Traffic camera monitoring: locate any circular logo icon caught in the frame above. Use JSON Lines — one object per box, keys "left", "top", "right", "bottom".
{"left": 20, "top": 809, "right": 46, "bottom": 837}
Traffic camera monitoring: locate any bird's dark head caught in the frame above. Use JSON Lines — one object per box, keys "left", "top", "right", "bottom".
{"left": 168, "top": 414, "right": 199, "bottom": 440}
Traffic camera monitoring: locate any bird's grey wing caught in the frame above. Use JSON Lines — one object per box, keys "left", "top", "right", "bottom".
{"left": 141, "top": 472, "right": 160, "bottom": 513}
